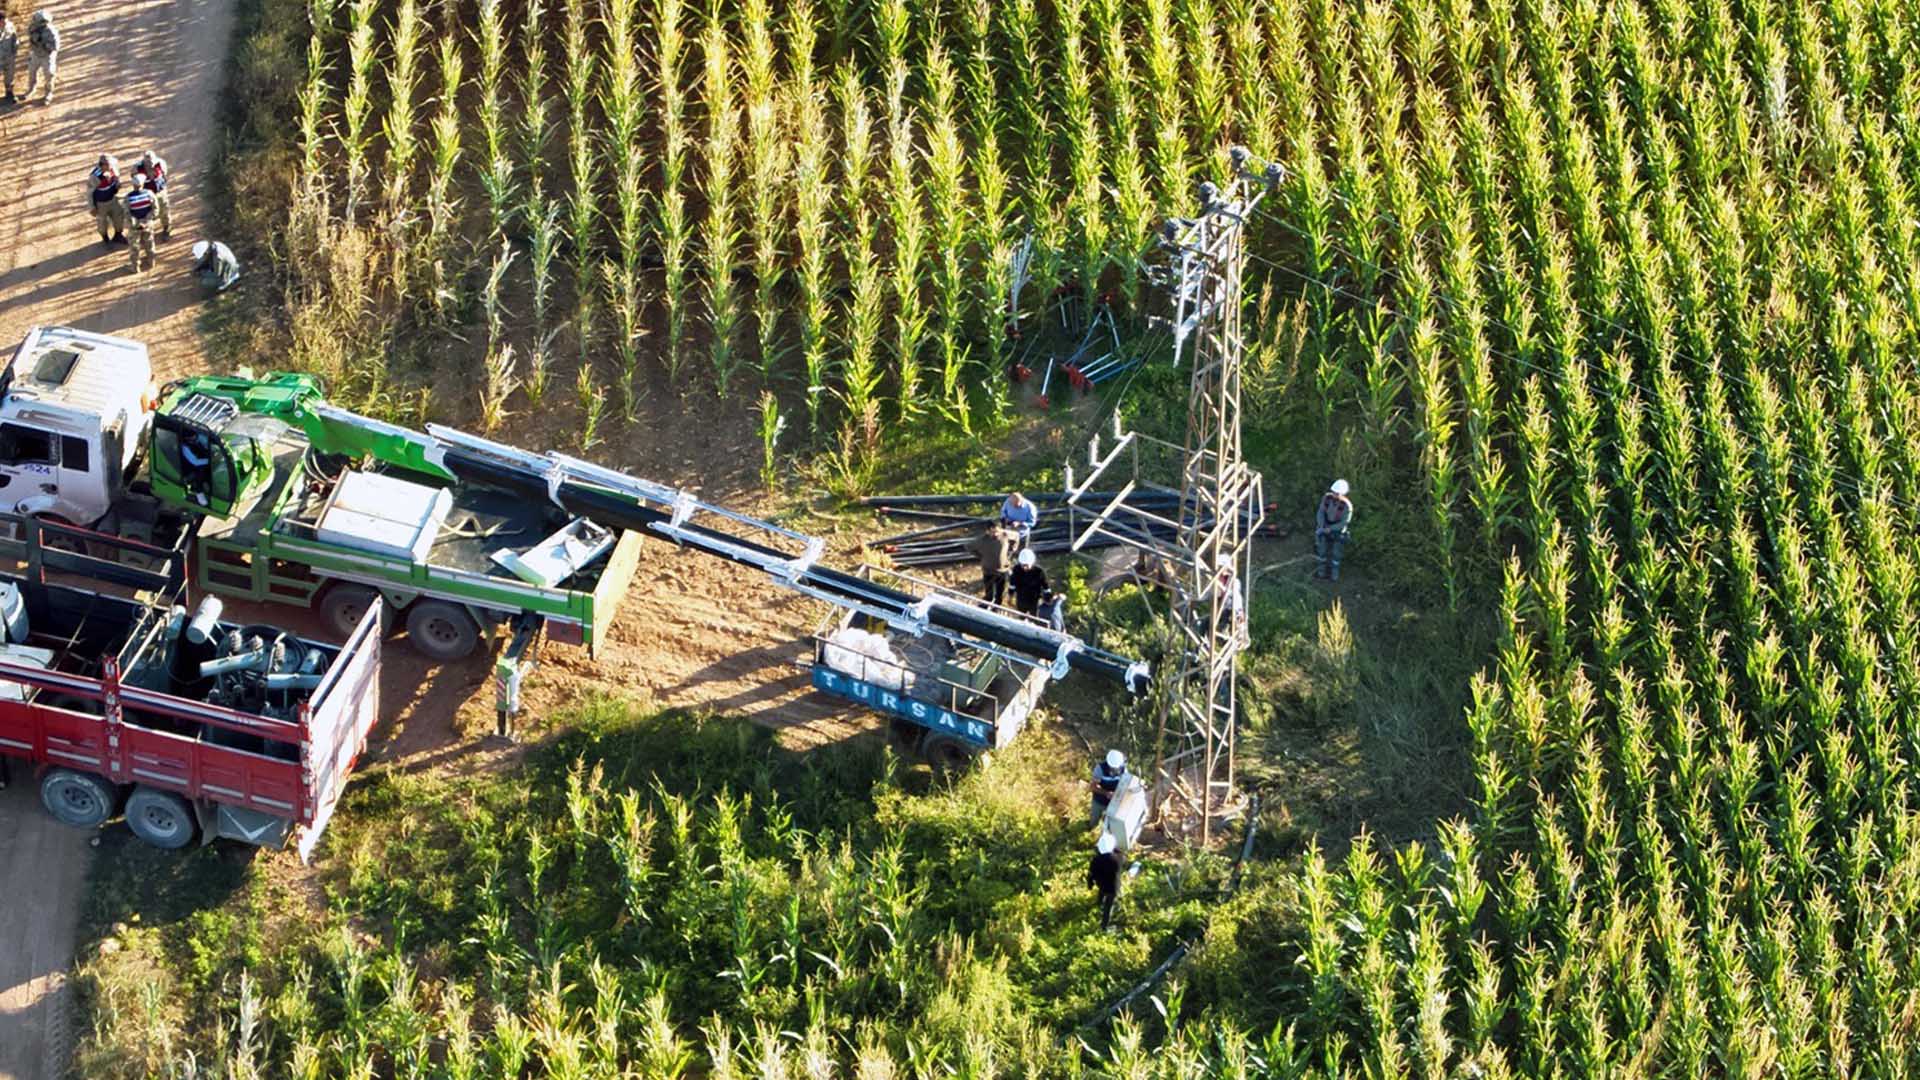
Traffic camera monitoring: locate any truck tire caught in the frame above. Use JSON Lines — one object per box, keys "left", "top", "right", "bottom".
{"left": 39, "top": 769, "right": 118, "bottom": 829}
{"left": 125, "top": 787, "right": 196, "bottom": 849}
{"left": 886, "top": 718, "right": 925, "bottom": 756}
{"left": 321, "top": 583, "right": 389, "bottom": 640}
{"left": 921, "top": 735, "right": 978, "bottom": 773}
{"left": 406, "top": 600, "right": 480, "bottom": 661}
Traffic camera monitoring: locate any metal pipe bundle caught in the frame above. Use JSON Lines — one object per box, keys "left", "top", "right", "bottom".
{"left": 867, "top": 492, "right": 1278, "bottom": 568}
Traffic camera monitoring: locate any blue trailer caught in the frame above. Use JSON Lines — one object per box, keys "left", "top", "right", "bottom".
{"left": 808, "top": 567, "right": 1051, "bottom": 769}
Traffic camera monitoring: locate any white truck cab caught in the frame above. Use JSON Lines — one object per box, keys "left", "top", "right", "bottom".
{"left": 0, "top": 327, "right": 154, "bottom": 527}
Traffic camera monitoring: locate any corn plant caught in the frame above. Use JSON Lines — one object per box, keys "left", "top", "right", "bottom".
{"left": 835, "top": 69, "right": 883, "bottom": 449}
{"left": 517, "top": 0, "right": 551, "bottom": 210}
{"left": 298, "top": 0, "right": 336, "bottom": 180}
{"left": 652, "top": 0, "right": 691, "bottom": 383}
{"left": 604, "top": 0, "right": 648, "bottom": 415}
{"left": 563, "top": 0, "right": 598, "bottom": 355}
{"left": 882, "top": 117, "right": 926, "bottom": 419}
{"left": 923, "top": 42, "right": 971, "bottom": 430}
{"left": 473, "top": 0, "right": 514, "bottom": 234}
{"left": 379, "top": 0, "right": 425, "bottom": 298}
{"left": 339, "top": 0, "right": 379, "bottom": 223}
{"left": 1057, "top": 0, "right": 1108, "bottom": 294}
{"left": 575, "top": 362, "right": 605, "bottom": 451}
{"left": 700, "top": 14, "right": 743, "bottom": 394}
{"left": 757, "top": 390, "right": 785, "bottom": 487}
{"left": 527, "top": 198, "right": 562, "bottom": 404}
{"left": 479, "top": 239, "right": 520, "bottom": 432}
{"left": 424, "top": 34, "right": 464, "bottom": 319}
{"left": 790, "top": 76, "right": 832, "bottom": 435}
{"left": 743, "top": 0, "right": 787, "bottom": 380}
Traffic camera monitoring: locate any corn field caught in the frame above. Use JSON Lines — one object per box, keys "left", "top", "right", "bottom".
{"left": 167, "top": 0, "right": 1920, "bottom": 1070}
{"left": 286, "top": 0, "right": 1239, "bottom": 437}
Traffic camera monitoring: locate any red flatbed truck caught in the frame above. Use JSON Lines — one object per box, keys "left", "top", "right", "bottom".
{"left": 0, "top": 515, "right": 383, "bottom": 859}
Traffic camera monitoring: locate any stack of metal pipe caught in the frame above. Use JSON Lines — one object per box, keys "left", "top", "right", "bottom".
{"left": 862, "top": 492, "right": 1279, "bottom": 568}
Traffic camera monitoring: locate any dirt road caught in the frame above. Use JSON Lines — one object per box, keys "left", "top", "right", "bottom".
{"left": 0, "top": 0, "right": 236, "bottom": 384}
{"left": 0, "top": 781, "right": 89, "bottom": 1080}
{"left": 0, "top": 0, "right": 236, "bottom": 1072}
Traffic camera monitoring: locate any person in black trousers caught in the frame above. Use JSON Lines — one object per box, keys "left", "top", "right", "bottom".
{"left": 1010, "top": 548, "right": 1049, "bottom": 616}
{"left": 1089, "top": 832, "right": 1122, "bottom": 929}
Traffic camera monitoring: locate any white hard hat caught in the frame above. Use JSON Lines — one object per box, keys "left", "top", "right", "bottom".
{"left": 1331, "top": 479, "right": 1350, "bottom": 495}
{"left": 1096, "top": 832, "right": 1117, "bottom": 854}
{"left": 1018, "top": 548, "right": 1036, "bottom": 567}
{"left": 191, "top": 240, "right": 211, "bottom": 261}
{"left": 1106, "top": 749, "right": 1125, "bottom": 769}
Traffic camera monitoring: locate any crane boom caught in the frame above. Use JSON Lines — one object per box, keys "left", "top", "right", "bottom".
{"left": 415, "top": 424, "right": 1152, "bottom": 694}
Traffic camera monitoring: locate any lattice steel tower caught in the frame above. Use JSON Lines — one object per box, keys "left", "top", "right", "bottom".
{"left": 1066, "top": 150, "right": 1276, "bottom": 842}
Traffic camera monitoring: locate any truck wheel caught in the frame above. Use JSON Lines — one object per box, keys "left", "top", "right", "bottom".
{"left": 921, "top": 735, "right": 978, "bottom": 774}
{"left": 125, "top": 787, "right": 197, "bottom": 849}
{"left": 886, "top": 718, "right": 925, "bottom": 756}
{"left": 321, "top": 584, "right": 389, "bottom": 640}
{"left": 39, "top": 769, "right": 118, "bottom": 829}
{"left": 406, "top": 601, "right": 480, "bottom": 661}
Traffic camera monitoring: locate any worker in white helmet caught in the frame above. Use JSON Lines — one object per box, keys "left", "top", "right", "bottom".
{"left": 1010, "top": 546, "right": 1049, "bottom": 616}
{"left": 1091, "top": 748, "right": 1128, "bottom": 826}
{"left": 1088, "top": 831, "right": 1123, "bottom": 929}
{"left": 1314, "top": 478, "right": 1353, "bottom": 581}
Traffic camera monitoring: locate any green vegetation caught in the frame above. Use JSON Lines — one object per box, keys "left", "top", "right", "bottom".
{"left": 75, "top": 703, "right": 1285, "bottom": 1076}
{"left": 114, "top": 0, "right": 1920, "bottom": 1067}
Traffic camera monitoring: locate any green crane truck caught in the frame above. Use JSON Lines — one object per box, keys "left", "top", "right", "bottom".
{"left": 0, "top": 327, "right": 642, "bottom": 719}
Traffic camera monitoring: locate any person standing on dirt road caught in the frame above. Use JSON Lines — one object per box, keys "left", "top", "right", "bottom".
{"left": 1314, "top": 479, "right": 1353, "bottom": 582}
{"left": 22, "top": 10, "right": 55, "bottom": 105}
{"left": 135, "top": 150, "right": 172, "bottom": 236}
{"left": 0, "top": 16, "right": 18, "bottom": 105}
{"left": 970, "top": 522, "right": 1015, "bottom": 607}
{"left": 88, "top": 154, "right": 127, "bottom": 246}
{"left": 123, "top": 180, "right": 158, "bottom": 273}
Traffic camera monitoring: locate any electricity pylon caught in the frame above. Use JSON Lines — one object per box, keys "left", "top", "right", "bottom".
{"left": 1065, "top": 149, "right": 1276, "bottom": 842}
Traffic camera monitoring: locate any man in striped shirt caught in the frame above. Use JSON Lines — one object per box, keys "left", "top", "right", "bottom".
{"left": 135, "top": 150, "right": 171, "bottom": 236}
{"left": 124, "top": 181, "right": 157, "bottom": 273}
{"left": 88, "top": 155, "right": 126, "bottom": 246}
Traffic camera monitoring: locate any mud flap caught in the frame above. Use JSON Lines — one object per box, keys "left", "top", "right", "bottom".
{"left": 296, "top": 599, "right": 383, "bottom": 864}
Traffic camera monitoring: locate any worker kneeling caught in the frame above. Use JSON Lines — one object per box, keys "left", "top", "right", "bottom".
{"left": 192, "top": 240, "right": 240, "bottom": 293}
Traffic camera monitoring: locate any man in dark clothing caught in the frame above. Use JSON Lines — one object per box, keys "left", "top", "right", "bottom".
{"left": 1314, "top": 479, "right": 1353, "bottom": 581}
{"left": 179, "top": 430, "right": 213, "bottom": 505}
{"left": 970, "top": 524, "right": 1015, "bottom": 606}
{"left": 1089, "top": 832, "right": 1122, "bottom": 929}
{"left": 1010, "top": 547, "right": 1049, "bottom": 615}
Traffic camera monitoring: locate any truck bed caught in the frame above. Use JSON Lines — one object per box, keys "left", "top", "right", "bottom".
{"left": 0, "top": 575, "right": 384, "bottom": 859}
{"left": 194, "top": 431, "right": 642, "bottom": 651}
